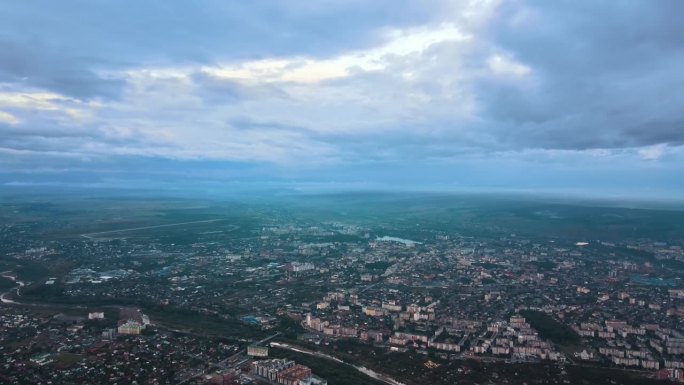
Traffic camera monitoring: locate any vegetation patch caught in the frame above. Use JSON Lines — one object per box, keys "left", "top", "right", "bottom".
{"left": 521, "top": 310, "right": 580, "bottom": 347}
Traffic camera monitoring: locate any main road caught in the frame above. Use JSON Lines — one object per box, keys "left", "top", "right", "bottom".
{"left": 270, "top": 341, "right": 407, "bottom": 385}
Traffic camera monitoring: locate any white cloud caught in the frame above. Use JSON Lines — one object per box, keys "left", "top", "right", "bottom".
{"left": 202, "top": 23, "right": 472, "bottom": 84}
{"left": 0, "top": 110, "right": 19, "bottom": 125}
{"left": 102, "top": 8, "right": 497, "bottom": 161}
{"left": 487, "top": 54, "right": 531, "bottom": 77}
{"left": 1, "top": 0, "right": 501, "bottom": 167}
{"left": 0, "top": 91, "right": 100, "bottom": 124}
{"left": 638, "top": 144, "right": 666, "bottom": 161}
{"left": 0, "top": 91, "right": 66, "bottom": 111}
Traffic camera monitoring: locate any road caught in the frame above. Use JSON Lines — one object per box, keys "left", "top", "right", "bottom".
{"left": 81, "top": 219, "right": 225, "bottom": 239}
{"left": 253, "top": 332, "right": 281, "bottom": 346}
{"left": 358, "top": 281, "right": 382, "bottom": 294}
{"left": 270, "top": 342, "right": 407, "bottom": 385}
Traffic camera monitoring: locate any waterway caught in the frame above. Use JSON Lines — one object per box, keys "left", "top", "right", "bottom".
{"left": 0, "top": 272, "right": 25, "bottom": 304}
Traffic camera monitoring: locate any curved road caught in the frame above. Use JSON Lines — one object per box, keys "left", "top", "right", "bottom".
{"left": 270, "top": 342, "right": 406, "bottom": 385}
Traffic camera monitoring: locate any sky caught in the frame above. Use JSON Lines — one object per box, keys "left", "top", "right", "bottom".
{"left": 0, "top": 0, "right": 683, "bottom": 197}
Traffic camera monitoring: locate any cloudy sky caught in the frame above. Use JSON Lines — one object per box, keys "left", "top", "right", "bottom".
{"left": 1, "top": 0, "right": 682, "bottom": 196}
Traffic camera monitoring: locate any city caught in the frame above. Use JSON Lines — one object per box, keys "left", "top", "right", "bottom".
{"left": 1, "top": 193, "right": 683, "bottom": 384}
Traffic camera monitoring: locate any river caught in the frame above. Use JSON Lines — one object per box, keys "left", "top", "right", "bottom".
{"left": 0, "top": 272, "right": 25, "bottom": 304}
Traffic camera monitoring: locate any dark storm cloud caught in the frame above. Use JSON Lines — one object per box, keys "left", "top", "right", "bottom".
{"left": 0, "top": 0, "right": 453, "bottom": 101}
{"left": 0, "top": 40, "right": 124, "bottom": 100}
{"left": 0, "top": 117, "right": 178, "bottom": 159}
{"left": 0, "top": 0, "right": 447, "bottom": 98}
{"left": 479, "top": 0, "right": 684, "bottom": 150}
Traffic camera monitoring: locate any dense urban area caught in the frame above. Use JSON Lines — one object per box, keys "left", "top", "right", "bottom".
{"left": 2, "top": 192, "right": 684, "bottom": 385}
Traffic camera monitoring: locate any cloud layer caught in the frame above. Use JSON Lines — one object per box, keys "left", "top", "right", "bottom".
{"left": 1, "top": 0, "right": 682, "bottom": 194}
